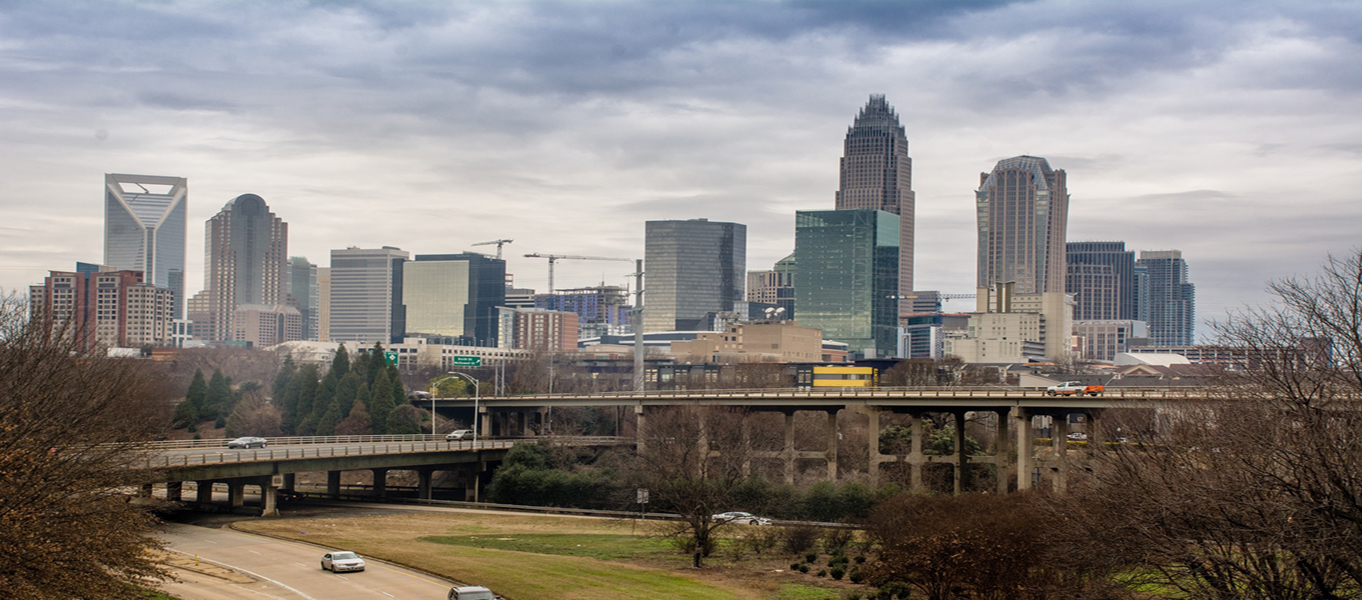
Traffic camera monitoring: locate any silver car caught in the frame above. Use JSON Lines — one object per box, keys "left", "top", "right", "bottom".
{"left": 448, "top": 586, "right": 499, "bottom": 600}
{"left": 321, "top": 551, "right": 366, "bottom": 573}
{"left": 446, "top": 429, "right": 473, "bottom": 441}
{"left": 227, "top": 436, "right": 267, "bottom": 449}
{"left": 712, "top": 511, "right": 772, "bottom": 526}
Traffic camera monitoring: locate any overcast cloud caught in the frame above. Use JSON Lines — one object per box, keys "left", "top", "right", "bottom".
{"left": 1, "top": 0, "right": 1359, "bottom": 339}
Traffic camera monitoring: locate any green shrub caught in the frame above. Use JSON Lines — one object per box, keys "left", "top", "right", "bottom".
{"left": 791, "top": 562, "right": 802, "bottom": 570}
{"left": 805, "top": 551, "right": 818, "bottom": 563}
{"left": 830, "top": 566, "right": 846, "bottom": 580}
{"left": 817, "top": 569, "right": 828, "bottom": 577}
{"left": 797, "top": 563, "right": 810, "bottom": 573}
{"left": 855, "top": 555, "right": 867, "bottom": 564}
{"left": 849, "top": 568, "right": 865, "bottom": 584}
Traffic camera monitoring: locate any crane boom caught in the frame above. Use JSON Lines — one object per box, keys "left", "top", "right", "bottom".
{"left": 471, "top": 239, "right": 514, "bottom": 260}
{"left": 523, "top": 253, "right": 632, "bottom": 293}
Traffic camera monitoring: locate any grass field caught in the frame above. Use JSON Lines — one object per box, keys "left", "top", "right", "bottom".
{"left": 235, "top": 511, "right": 857, "bottom": 600}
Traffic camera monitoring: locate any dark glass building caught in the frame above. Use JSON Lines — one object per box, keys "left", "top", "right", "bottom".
{"left": 1135, "top": 250, "right": 1196, "bottom": 346}
{"left": 836, "top": 94, "right": 915, "bottom": 296}
{"left": 794, "top": 209, "right": 900, "bottom": 359}
{"left": 1066, "top": 241, "right": 1135, "bottom": 320}
{"left": 405, "top": 253, "right": 506, "bottom": 346}
{"left": 975, "top": 156, "right": 1068, "bottom": 295}
{"left": 643, "top": 219, "right": 746, "bottom": 332}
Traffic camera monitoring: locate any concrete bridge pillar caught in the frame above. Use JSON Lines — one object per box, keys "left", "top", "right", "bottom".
{"left": 909, "top": 414, "right": 924, "bottom": 492}
{"left": 740, "top": 415, "right": 752, "bottom": 477}
{"left": 634, "top": 405, "right": 647, "bottom": 453}
{"left": 260, "top": 480, "right": 279, "bottom": 518}
{"left": 166, "top": 481, "right": 183, "bottom": 502}
{"left": 1052, "top": 414, "right": 1069, "bottom": 493}
{"left": 227, "top": 481, "right": 245, "bottom": 509}
{"left": 994, "top": 409, "right": 1012, "bottom": 494}
{"left": 139, "top": 483, "right": 153, "bottom": 498}
{"left": 1014, "top": 407, "right": 1034, "bottom": 491}
{"left": 952, "top": 410, "right": 968, "bottom": 495}
{"left": 537, "top": 408, "right": 550, "bottom": 436}
{"left": 479, "top": 409, "right": 493, "bottom": 438}
{"left": 372, "top": 468, "right": 388, "bottom": 498}
{"left": 783, "top": 412, "right": 796, "bottom": 485}
{"left": 824, "top": 410, "right": 839, "bottom": 482}
{"left": 326, "top": 471, "right": 342, "bottom": 499}
{"left": 196, "top": 481, "right": 214, "bottom": 504}
{"left": 417, "top": 468, "right": 433, "bottom": 500}
{"left": 283, "top": 473, "right": 295, "bottom": 491}
{"left": 866, "top": 409, "right": 882, "bottom": 488}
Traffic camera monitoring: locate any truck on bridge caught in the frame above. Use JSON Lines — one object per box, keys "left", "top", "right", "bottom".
{"left": 1045, "top": 381, "right": 1105, "bottom": 397}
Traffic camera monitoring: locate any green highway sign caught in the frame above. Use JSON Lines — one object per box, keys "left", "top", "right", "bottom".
{"left": 384, "top": 351, "right": 399, "bottom": 365}
{"left": 451, "top": 356, "right": 482, "bottom": 367}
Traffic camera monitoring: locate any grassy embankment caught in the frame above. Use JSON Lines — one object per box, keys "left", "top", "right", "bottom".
{"left": 236, "top": 512, "right": 853, "bottom": 600}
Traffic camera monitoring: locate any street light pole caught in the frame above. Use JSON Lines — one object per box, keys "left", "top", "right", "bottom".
{"left": 445, "top": 372, "right": 480, "bottom": 445}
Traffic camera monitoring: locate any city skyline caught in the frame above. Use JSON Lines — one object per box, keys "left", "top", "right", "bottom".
{"left": 2, "top": 1, "right": 1359, "bottom": 340}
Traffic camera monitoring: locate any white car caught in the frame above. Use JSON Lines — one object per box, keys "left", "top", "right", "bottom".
{"left": 712, "top": 511, "right": 771, "bottom": 526}
{"left": 448, "top": 585, "right": 499, "bottom": 600}
{"left": 227, "top": 436, "right": 267, "bottom": 449}
{"left": 321, "top": 551, "right": 366, "bottom": 573}
{"left": 446, "top": 429, "right": 473, "bottom": 441}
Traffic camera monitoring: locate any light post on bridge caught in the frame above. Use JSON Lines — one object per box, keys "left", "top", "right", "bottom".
{"left": 443, "top": 372, "right": 480, "bottom": 445}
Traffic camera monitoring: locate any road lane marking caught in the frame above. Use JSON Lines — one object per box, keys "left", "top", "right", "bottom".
{"left": 293, "top": 562, "right": 308, "bottom": 568}
{"left": 223, "top": 529, "right": 450, "bottom": 587}
{"left": 165, "top": 549, "right": 319, "bottom": 600}
{"left": 248, "top": 549, "right": 262, "bottom": 555}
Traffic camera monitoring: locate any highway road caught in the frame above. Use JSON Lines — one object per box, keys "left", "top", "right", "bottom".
{"left": 157, "top": 523, "right": 455, "bottom": 600}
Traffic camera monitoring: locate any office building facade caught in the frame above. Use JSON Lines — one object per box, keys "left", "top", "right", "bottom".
{"left": 288, "top": 256, "right": 319, "bottom": 341}
{"left": 103, "top": 173, "right": 187, "bottom": 318}
{"left": 836, "top": 94, "right": 915, "bottom": 300}
{"left": 404, "top": 253, "right": 506, "bottom": 346}
{"left": 1136, "top": 250, "right": 1197, "bottom": 346}
{"left": 746, "top": 252, "right": 796, "bottom": 320}
{"left": 328, "top": 247, "right": 408, "bottom": 344}
{"left": 203, "top": 194, "right": 289, "bottom": 342}
{"left": 1067, "top": 241, "right": 1135, "bottom": 321}
{"left": 976, "top": 156, "right": 1069, "bottom": 295}
{"left": 643, "top": 219, "right": 746, "bottom": 332}
{"left": 794, "top": 209, "right": 900, "bottom": 359}
{"left": 29, "top": 268, "right": 176, "bottom": 350}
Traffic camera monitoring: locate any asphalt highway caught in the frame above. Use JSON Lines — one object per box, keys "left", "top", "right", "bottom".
{"left": 157, "top": 523, "right": 455, "bottom": 600}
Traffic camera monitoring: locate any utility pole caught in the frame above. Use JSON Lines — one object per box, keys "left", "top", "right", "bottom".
{"left": 633, "top": 259, "right": 644, "bottom": 393}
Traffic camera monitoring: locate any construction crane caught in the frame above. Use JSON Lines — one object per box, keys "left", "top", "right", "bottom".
{"left": 471, "top": 239, "right": 514, "bottom": 260}
{"left": 524, "top": 253, "right": 633, "bottom": 293}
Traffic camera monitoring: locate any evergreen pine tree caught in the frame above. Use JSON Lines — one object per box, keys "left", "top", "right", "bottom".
{"left": 177, "top": 369, "right": 208, "bottom": 426}
{"left": 204, "top": 370, "right": 233, "bottom": 421}
{"left": 273, "top": 355, "right": 296, "bottom": 399}
{"left": 355, "top": 381, "right": 373, "bottom": 414}
{"left": 294, "top": 364, "right": 320, "bottom": 435}
{"left": 331, "top": 344, "right": 350, "bottom": 379}
{"left": 335, "top": 371, "right": 361, "bottom": 419}
{"left": 370, "top": 368, "right": 395, "bottom": 434}
{"left": 279, "top": 376, "right": 303, "bottom": 435}
{"left": 316, "top": 399, "right": 342, "bottom": 436}
{"left": 335, "top": 400, "right": 372, "bottom": 435}
{"left": 304, "top": 368, "right": 338, "bottom": 434}
{"left": 367, "top": 342, "right": 386, "bottom": 386}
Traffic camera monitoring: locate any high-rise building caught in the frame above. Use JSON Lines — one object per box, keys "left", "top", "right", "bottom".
{"left": 535, "top": 285, "right": 631, "bottom": 339}
{"left": 232, "top": 304, "right": 303, "bottom": 348}
{"left": 643, "top": 219, "right": 746, "bottom": 332}
{"left": 203, "top": 194, "right": 289, "bottom": 342}
{"left": 328, "top": 247, "right": 408, "bottom": 344}
{"left": 794, "top": 209, "right": 900, "bottom": 359}
{"left": 836, "top": 95, "right": 915, "bottom": 300}
{"left": 403, "top": 253, "right": 506, "bottom": 346}
{"left": 507, "top": 308, "right": 579, "bottom": 353}
{"left": 976, "top": 156, "right": 1069, "bottom": 295}
{"left": 29, "top": 268, "right": 176, "bottom": 350}
{"left": 316, "top": 267, "right": 331, "bottom": 342}
{"left": 1136, "top": 250, "right": 1197, "bottom": 346}
{"left": 288, "top": 256, "right": 319, "bottom": 341}
{"left": 1066, "top": 241, "right": 1136, "bottom": 321}
{"left": 746, "top": 252, "right": 796, "bottom": 320}
{"left": 103, "top": 173, "right": 187, "bottom": 318}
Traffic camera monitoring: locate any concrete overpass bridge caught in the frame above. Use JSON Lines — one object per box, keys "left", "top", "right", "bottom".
{"left": 136, "top": 435, "right": 626, "bottom": 516}
{"left": 434, "top": 386, "right": 1215, "bottom": 495}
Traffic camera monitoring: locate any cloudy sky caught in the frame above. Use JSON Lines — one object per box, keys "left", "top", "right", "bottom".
{"left": 2, "top": 0, "right": 1359, "bottom": 339}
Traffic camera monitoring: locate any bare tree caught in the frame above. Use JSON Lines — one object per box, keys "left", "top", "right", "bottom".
{"left": 0, "top": 295, "right": 174, "bottom": 598}
{"left": 1069, "top": 250, "right": 1362, "bottom": 599}
{"left": 626, "top": 406, "right": 756, "bottom": 567}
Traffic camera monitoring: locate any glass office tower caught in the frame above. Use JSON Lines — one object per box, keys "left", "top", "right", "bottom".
{"left": 643, "top": 219, "right": 746, "bottom": 332}
{"left": 794, "top": 209, "right": 900, "bottom": 359}
{"left": 104, "top": 173, "right": 187, "bottom": 318}
{"left": 403, "top": 253, "right": 506, "bottom": 346}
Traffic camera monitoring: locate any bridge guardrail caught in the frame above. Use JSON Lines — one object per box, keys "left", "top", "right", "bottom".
{"left": 437, "top": 385, "right": 1218, "bottom": 402}
{"left": 142, "top": 436, "right": 628, "bottom": 469}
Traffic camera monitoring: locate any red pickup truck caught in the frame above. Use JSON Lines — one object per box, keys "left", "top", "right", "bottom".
{"left": 1045, "top": 381, "right": 1105, "bottom": 396}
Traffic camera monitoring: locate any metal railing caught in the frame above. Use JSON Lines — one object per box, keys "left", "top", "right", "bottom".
{"left": 143, "top": 436, "right": 628, "bottom": 469}
{"left": 451, "top": 386, "right": 1217, "bottom": 401}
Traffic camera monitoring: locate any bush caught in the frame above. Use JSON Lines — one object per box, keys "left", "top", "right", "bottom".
{"left": 843, "top": 592, "right": 863, "bottom": 600}
{"left": 831, "top": 566, "right": 846, "bottom": 580}
{"left": 791, "top": 562, "right": 802, "bottom": 570}
{"left": 805, "top": 551, "right": 818, "bottom": 563}
{"left": 214, "top": 416, "right": 226, "bottom": 428}
{"left": 849, "top": 568, "right": 865, "bottom": 584}
{"left": 797, "top": 563, "right": 810, "bottom": 573}
{"left": 783, "top": 524, "right": 821, "bottom": 555}
{"left": 855, "top": 555, "right": 867, "bottom": 564}
{"left": 817, "top": 569, "right": 828, "bottom": 577}
{"left": 823, "top": 527, "right": 855, "bottom": 554}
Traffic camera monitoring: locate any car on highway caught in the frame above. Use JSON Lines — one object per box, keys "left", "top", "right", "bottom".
{"left": 1045, "top": 381, "right": 1104, "bottom": 396}
{"left": 1066, "top": 432, "right": 1089, "bottom": 442}
{"left": 321, "top": 551, "right": 366, "bottom": 573}
{"left": 446, "top": 429, "right": 473, "bottom": 441}
{"left": 227, "top": 436, "right": 268, "bottom": 449}
{"left": 276, "top": 489, "right": 304, "bottom": 502}
{"left": 712, "top": 511, "right": 771, "bottom": 526}
{"left": 448, "top": 585, "right": 500, "bottom": 600}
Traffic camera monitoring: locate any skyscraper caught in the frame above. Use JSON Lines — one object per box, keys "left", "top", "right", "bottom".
{"left": 643, "top": 219, "right": 746, "bottom": 332}
{"left": 204, "top": 194, "right": 289, "bottom": 342}
{"left": 103, "top": 173, "right": 187, "bottom": 318}
{"left": 288, "top": 256, "right": 319, "bottom": 341}
{"left": 1066, "top": 241, "right": 1136, "bottom": 320}
{"left": 794, "top": 209, "right": 900, "bottom": 359}
{"left": 329, "top": 247, "right": 408, "bottom": 344}
{"left": 976, "top": 156, "right": 1069, "bottom": 295}
{"left": 1136, "top": 250, "right": 1196, "bottom": 346}
{"left": 836, "top": 94, "right": 915, "bottom": 296}
{"left": 403, "top": 253, "right": 506, "bottom": 345}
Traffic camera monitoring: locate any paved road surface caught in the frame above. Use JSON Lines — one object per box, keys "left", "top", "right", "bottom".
{"left": 158, "top": 523, "right": 454, "bottom": 600}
